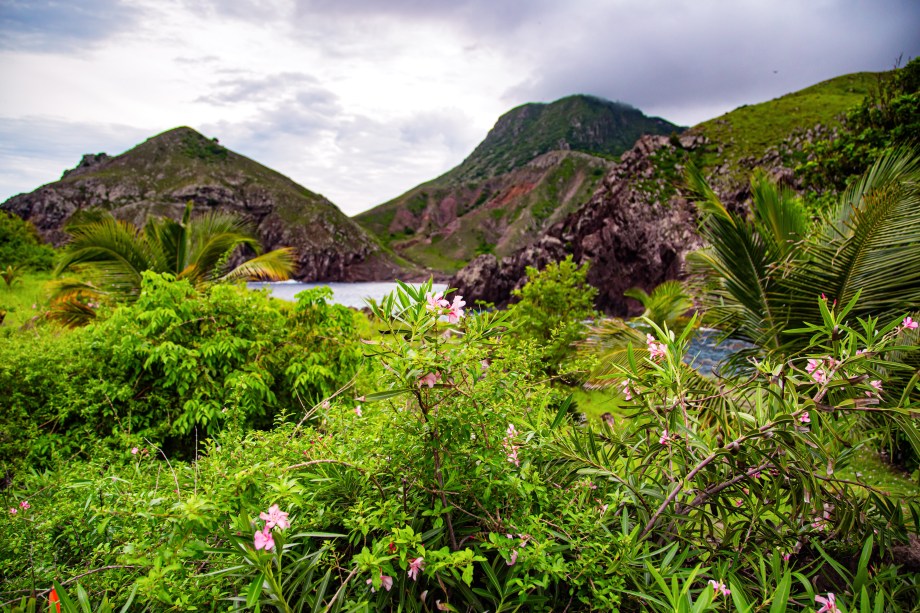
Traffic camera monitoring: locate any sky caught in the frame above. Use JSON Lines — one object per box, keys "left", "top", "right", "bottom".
{"left": 1, "top": 1, "right": 918, "bottom": 216}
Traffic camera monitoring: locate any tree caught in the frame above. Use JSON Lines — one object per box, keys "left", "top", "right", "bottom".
{"left": 51, "top": 203, "right": 295, "bottom": 325}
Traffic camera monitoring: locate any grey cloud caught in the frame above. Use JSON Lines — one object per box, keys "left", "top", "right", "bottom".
{"left": 500, "top": 0, "right": 920, "bottom": 125}
{"left": 0, "top": 0, "right": 143, "bottom": 52}
{"left": 197, "top": 72, "right": 332, "bottom": 106}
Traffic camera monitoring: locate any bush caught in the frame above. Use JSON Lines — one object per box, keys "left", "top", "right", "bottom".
{"left": 507, "top": 255, "right": 598, "bottom": 377}
{"left": 0, "top": 212, "right": 55, "bottom": 271}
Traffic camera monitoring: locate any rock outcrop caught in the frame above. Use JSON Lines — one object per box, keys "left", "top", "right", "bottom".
{"left": 450, "top": 134, "right": 707, "bottom": 314}
{"left": 2, "top": 127, "right": 411, "bottom": 282}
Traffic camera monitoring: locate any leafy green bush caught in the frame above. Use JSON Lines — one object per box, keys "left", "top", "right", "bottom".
{"left": 507, "top": 255, "right": 598, "bottom": 377}
{"left": 0, "top": 273, "right": 362, "bottom": 469}
{"left": 0, "top": 212, "right": 55, "bottom": 271}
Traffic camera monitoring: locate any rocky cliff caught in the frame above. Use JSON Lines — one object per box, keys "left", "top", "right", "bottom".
{"left": 2, "top": 127, "right": 409, "bottom": 281}
{"left": 450, "top": 133, "right": 707, "bottom": 314}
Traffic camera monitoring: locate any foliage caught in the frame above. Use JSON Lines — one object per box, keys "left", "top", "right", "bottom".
{"left": 3, "top": 278, "right": 920, "bottom": 611}
{"left": 50, "top": 202, "right": 295, "bottom": 324}
{"left": 796, "top": 58, "right": 920, "bottom": 195}
{"left": 507, "top": 255, "right": 598, "bottom": 376}
{"left": 0, "top": 212, "right": 55, "bottom": 271}
{"left": 0, "top": 274, "right": 362, "bottom": 469}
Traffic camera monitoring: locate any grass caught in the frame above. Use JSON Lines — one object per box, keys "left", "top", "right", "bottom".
{"left": 0, "top": 271, "right": 54, "bottom": 329}
{"left": 839, "top": 448, "right": 920, "bottom": 499}
{"left": 693, "top": 71, "right": 882, "bottom": 181}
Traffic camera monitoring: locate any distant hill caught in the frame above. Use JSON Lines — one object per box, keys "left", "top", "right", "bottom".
{"left": 356, "top": 95, "right": 682, "bottom": 272}
{"left": 2, "top": 127, "right": 411, "bottom": 281}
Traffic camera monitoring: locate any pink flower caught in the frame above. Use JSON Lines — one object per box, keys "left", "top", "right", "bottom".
{"left": 254, "top": 526, "right": 275, "bottom": 551}
{"left": 506, "top": 550, "right": 518, "bottom": 566}
{"left": 902, "top": 316, "right": 918, "bottom": 331}
{"left": 425, "top": 292, "right": 448, "bottom": 312}
{"left": 131, "top": 447, "right": 139, "bottom": 455}
{"left": 811, "top": 368, "right": 827, "bottom": 384}
{"left": 620, "top": 379, "right": 633, "bottom": 401}
{"left": 799, "top": 411, "right": 811, "bottom": 424}
{"left": 815, "top": 593, "right": 839, "bottom": 613}
{"left": 646, "top": 334, "right": 667, "bottom": 360}
{"left": 9, "top": 508, "right": 17, "bottom": 515}
{"left": 259, "top": 504, "right": 290, "bottom": 530}
{"left": 19, "top": 501, "right": 29, "bottom": 510}
{"left": 447, "top": 295, "right": 466, "bottom": 323}
{"left": 708, "top": 579, "right": 730, "bottom": 597}
{"left": 782, "top": 552, "right": 791, "bottom": 562}
{"left": 367, "top": 574, "right": 393, "bottom": 592}
{"left": 867, "top": 380, "right": 882, "bottom": 398}
{"left": 418, "top": 372, "right": 441, "bottom": 388}
{"left": 354, "top": 405, "right": 363, "bottom": 417}
{"left": 806, "top": 358, "right": 821, "bottom": 374}
{"left": 659, "top": 430, "right": 675, "bottom": 446}
{"left": 408, "top": 557, "right": 425, "bottom": 581}
{"left": 504, "top": 424, "right": 521, "bottom": 467}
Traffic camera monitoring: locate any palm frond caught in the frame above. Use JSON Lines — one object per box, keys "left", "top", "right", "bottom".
{"left": 55, "top": 216, "right": 155, "bottom": 299}
{"left": 221, "top": 247, "right": 296, "bottom": 283}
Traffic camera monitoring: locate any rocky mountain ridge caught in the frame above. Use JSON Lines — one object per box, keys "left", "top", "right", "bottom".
{"left": 357, "top": 94, "right": 682, "bottom": 271}
{"left": 2, "top": 127, "right": 409, "bottom": 282}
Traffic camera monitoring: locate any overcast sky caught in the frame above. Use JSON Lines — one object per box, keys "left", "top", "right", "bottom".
{"left": 1, "top": 0, "right": 918, "bottom": 216}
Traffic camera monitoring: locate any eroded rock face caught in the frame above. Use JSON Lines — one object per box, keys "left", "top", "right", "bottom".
{"left": 450, "top": 134, "right": 707, "bottom": 315}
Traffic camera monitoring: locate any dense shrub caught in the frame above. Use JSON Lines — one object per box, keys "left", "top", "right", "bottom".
{"left": 0, "top": 212, "right": 55, "bottom": 271}
{"left": 0, "top": 273, "right": 362, "bottom": 470}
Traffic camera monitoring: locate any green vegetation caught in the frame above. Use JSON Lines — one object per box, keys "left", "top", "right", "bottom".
{"left": 0, "top": 212, "right": 55, "bottom": 271}
{"left": 0, "top": 271, "right": 53, "bottom": 329}
{"left": 693, "top": 71, "right": 879, "bottom": 181}
{"left": 795, "top": 58, "right": 920, "bottom": 197}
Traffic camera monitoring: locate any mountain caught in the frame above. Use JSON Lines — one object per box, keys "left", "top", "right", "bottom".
{"left": 2, "top": 127, "right": 409, "bottom": 281}
{"left": 449, "top": 71, "right": 883, "bottom": 314}
{"left": 356, "top": 95, "right": 682, "bottom": 272}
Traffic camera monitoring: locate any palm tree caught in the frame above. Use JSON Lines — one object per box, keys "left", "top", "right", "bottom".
{"left": 686, "top": 148, "right": 920, "bottom": 364}
{"left": 50, "top": 203, "right": 295, "bottom": 324}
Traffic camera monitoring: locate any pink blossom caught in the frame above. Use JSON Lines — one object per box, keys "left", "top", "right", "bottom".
{"left": 9, "top": 508, "right": 17, "bottom": 515}
{"left": 408, "top": 557, "right": 425, "bottom": 581}
{"left": 19, "top": 501, "right": 29, "bottom": 510}
{"left": 620, "top": 379, "right": 633, "bottom": 401}
{"left": 506, "top": 550, "right": 518, "bottom": 566}
{"left": 447, "top": 295, "right": 466, "bottom": 323}
{"left": 806, "top": 358, "right": 821, "bottom": 374}
{"left": 425, "top": 292, "right": 449, "bottom": 312}
{"left": 131, "top": 447, "right": 139, "bottom": 455}
{"left": 867, "top": 380, "right": 882, "bottom": 398}
{"left": 708, "top": 579, "right": 730, "bottom": 597}
{"left": 354, "top": 405, "right": 363, "bottom": 417}
{"left": 418, "top": 372, "right": 441, "bottom": 388}
{"left": 811, "top": 368, "right": 827, "bottom": 384}
{"left": 659, "top": 430, "right": 675, "bottom": 446}
{"left": 646, "top": 334, "right": 667, "bottom": 360}
{"left": 254, "top": 526, "right": 275, "bottom": 551}
{"left": 367, "top": 574, "right": 394, "bottom": 592}
{"left": 504, "top": 424, "right": 521, "bottom": 467}
{"left": 902, "top": 316, "right": 918, "bottom": 331}
{"left": 815, "top": 593, "right": 839, "bottom": 613}
{"left": 799, "top": 411, "right": 811, "bottom": 424}
{"left": 259, "top": 504, "right": 290, "bottom": 530}
{"left": 782, "top": 552, "right": 791, "bottom": 561}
